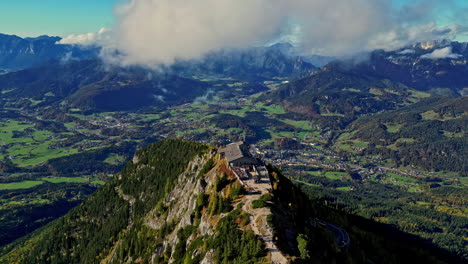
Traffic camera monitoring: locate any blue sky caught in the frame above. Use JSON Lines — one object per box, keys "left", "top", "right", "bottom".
{"left": 395, "top": 0, "right": 468, "bottom": 25}
{"left": 0, "top": 0, "right": 467, "bottom": 39}
{"left": 0, "top": 0, "right": 117, "bottom": 37}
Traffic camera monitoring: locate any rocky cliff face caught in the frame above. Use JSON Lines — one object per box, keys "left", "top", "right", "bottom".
{"left": 142, "top": 151, "right": 218, "bottom": 263}
{"left": 130, "top": 148, "right": 289, "bottom": 263}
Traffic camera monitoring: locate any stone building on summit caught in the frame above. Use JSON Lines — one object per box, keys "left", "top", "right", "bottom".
{"left": 219, "top": 141, "right": 258, "bottom": 167}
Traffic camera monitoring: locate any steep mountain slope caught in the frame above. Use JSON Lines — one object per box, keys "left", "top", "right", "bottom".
{"left": 0, "top": 60, "right": 209, "bottom": 111}
{"left": 265, "top": 65, "right": 423, "bottom": 129}
{"left": 0, "top": 139, "right": 462, "bottom": 264}
{"left": 0, "top": 34, "right": 97, "bottom": 71}
{"left": 339, "top": 96, "right": 467, "bottom": 175}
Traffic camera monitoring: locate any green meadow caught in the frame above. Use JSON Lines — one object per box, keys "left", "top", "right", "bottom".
{"left": 42, "top": 177, "right": 88, "bottom": 184}
{"left": 0, "top": 181, "right": 44, "bottom": 190}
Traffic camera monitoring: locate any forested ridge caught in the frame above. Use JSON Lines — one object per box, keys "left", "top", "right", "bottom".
{"left": 0, "top": 139, "right": 268, "bottom": 264}
{"left": 346, "top": 97, "right": 467, "bottom": 174}
{"left": 0, "top": 139, "right": 209, "bottom": 263}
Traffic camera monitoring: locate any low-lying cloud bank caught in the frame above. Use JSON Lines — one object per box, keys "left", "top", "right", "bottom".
{"left": 421, "top": 47, "right": 462, "bottom": 59}
{"left": 58, "top": 28, "right": 112, "bottom": 46}
{"left": 59, "top": 0, "right": 468, "bottom": 67}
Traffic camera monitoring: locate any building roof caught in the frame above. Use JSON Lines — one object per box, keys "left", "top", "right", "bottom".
{"left": 219, "top": 141, "right": 254, "bottom": 163}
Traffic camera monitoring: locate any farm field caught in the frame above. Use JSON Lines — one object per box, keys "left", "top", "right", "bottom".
{"left": 42, "top": 177, "right": 89, "bottom": 184}
{"left": 0, "top": 181, "right": 43, "bottom": 190}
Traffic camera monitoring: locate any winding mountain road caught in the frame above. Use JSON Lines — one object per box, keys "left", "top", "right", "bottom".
{"left": 317, "top": 219, "right": 350, "bottom": 249}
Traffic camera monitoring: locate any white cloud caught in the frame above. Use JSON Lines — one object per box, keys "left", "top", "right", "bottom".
{"left": 366, "top": 23, "right": 464, "bottom": 52}
{"left": 286, "top": 0, "right": 395, "bottom": 56}
{"left": 194, "top": 89, "right": 215, "bottom": 102}
{"left": 153, "top": 95, "right": 165, "bottom": 102}
{"left": 60, "top": 0, "right": 468, "bottom": 66}
{"left": 398, "top": 49, "right": 416, "bottom": 54}
{"left": 109, "top": 0, "right": 285, "bottom": 66}
{"left": 421, "top": 47, "right": 462, "bottom": 59}
{"left": 57, "top": 28, "right": 112, "bottom": 46}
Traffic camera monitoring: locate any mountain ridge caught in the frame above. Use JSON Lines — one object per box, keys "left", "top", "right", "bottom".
{"left": 0, "top": 59, "right": 210, "bottom": 111}
{"left": 348, "top": 41, "right": 468, "bottom": 96}
{"left": 0, "top": 33, "right": 98, "bottom": 71}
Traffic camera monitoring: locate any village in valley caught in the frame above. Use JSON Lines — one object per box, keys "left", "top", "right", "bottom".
{"left": 1, "top": 77, "right": 463, "bottom": 198}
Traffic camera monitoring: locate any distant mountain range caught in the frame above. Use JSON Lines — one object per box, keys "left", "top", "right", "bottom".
{"left": 0, "top": 34, "right": 316, "bottom": 79}
{"left": 169, "top": 44, "right": 316, "bottom": 81}
{"left": 0, "top": 33, "right": 467, "bottom": 114}
{"left": 0, "top": 34, "right": 98, "bottom": 71}
{"left": 0, "top": 36, "right": 317, "bottom": 111}
{"left": 0, "top": 60, "right": 209, "bottom": 111}
{"left": 351, "top": 41, "right": 468, "bottom": 96}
